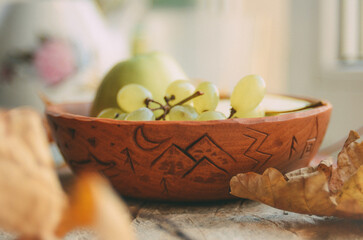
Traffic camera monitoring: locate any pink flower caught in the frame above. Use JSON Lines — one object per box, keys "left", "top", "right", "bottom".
{"left": 34, "top": 39, "right": 76, "bottom": 86}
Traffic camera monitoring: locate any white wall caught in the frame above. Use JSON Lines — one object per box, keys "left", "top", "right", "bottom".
{"left": 288, "top": 0, "right": 363, "bottom": 147}
{"left": 138, "top": 0, "right": 289, "bottom": 95}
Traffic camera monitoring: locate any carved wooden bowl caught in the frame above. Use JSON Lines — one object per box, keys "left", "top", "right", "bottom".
{"left": 46, "top": 98, "right": 332, "bottom": 201}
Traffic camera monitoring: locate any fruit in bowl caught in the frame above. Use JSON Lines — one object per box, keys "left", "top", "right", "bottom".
{"left": 90, "top": 51, "right": 187, "bottom": 117}
{"left": 46, "top": 54, "right": 332, "bottom": 201}
{"left": 94, "top": 74, "right": 270, "bottom": 122}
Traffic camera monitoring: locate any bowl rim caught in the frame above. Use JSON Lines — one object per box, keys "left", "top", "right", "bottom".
{"left": 45, "top": 94, "right": 332, "bottom": 126}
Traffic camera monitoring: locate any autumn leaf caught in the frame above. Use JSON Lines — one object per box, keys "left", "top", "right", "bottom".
{"left": 230, "top": 130, "right": 363, "bottom": 218}
{"left": 56, "top": 173, "right": 136, "bottom": 240}
{"left": 329, "top": 131, "right": 362, "bottom": 192}
{"left": 335, "top": 166, "right": 363, "bottom": 218}
{"left": 0, "top": 108, "right": 66, "bottom": 239}
{"left": 0, "top": 108, "right": 136, "bottom": 239}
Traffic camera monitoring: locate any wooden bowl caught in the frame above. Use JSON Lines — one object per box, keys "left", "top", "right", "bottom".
{"left": 46, "top": 97, "right": 332, "bottom": 201}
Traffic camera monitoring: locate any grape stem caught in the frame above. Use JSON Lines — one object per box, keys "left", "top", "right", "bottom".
{"left": 145, "top": 98, "right": 164, "bottom": 109}
{"left": 164, "top": 95, "right": 175, "bottom": 105}
{"left": 144, "top": 91, "right": 204, "bottom": 121}
{"left": 228, "top": 108, "right": 236, "bottom": 119}
{"left": 175, "top": 91, "right": 203, "bottom": 106}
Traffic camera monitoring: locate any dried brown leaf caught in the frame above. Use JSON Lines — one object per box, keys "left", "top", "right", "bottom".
{"left": 0, "top": 108, "right": 66, "bottom": 239}
{"left": 334, "top": 165, "right": 363, "bottom": 218}
{"left": 230, "top": 130, "right": 363, "bottom": 218}
{"left": 56, "top": 173, "right": 136, "bottom": 240}
{"left": 0, "top": 108, "right": 136, "bottom": 239}
{"left": 330, "top": 131, "right": 363, "bottom": 192}
{"left": 55, "top": 174, "right": 95, "bottom": 236}
{"left": 230, "top": 166, "right": 336, "bottom": 216}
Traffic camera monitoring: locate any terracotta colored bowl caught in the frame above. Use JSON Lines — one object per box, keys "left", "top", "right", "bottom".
{"left": 46, "top": 97, "right": 332, "bottom": 201}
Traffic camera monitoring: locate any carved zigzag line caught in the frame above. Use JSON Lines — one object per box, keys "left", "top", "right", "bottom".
{"left": 243, "top": 128, "right": 272, "bottom": 170}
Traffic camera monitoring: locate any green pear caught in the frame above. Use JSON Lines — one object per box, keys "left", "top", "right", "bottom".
{"left": 90, "top": 52, "right": 187, "bottom": 116}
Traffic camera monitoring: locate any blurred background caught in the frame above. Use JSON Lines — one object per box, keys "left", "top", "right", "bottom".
{"left": 0, "top": 0, "right": 361, "bottom": 147}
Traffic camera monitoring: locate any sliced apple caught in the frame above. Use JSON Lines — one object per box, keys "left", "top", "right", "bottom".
{"left": 262, "top": 94, "right": 323, "bottom": 116}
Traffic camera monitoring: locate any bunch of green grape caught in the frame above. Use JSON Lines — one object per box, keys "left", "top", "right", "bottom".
{"left": 96, "top": 75, "right": 266, "bottom": 121}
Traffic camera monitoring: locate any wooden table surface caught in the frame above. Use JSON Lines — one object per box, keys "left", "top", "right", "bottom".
{"left": 0, "top": 169, "right": 362, "bottom": 240}
{"left": 1, "top": 196, "right": 363, "bottom": 240}
{"left": 56, "top": 168, "right": 363, "bottom": 240}
{"left": 128, "top": 199, "right": 363, "bottom": 240}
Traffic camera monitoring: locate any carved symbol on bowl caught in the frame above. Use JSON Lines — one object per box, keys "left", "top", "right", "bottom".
{"left": 134, "top": 126, "right": 171, "bottom": 151}
{"left": 151, "top": 134, "right": 236, "bottom": 194}
{"left": 160, "top": 177, "right": 168, "bottom": 194}
{"left": 300, "top": 116, "right": 319, "bottom": 159}
{"left": 243, "top": 127, "right": 272, "bottom": 171}
{"left": 288, "top": 116, "right": 319, "bottom": 161}
{"left": 69, "top": 152, "right": 119, "bottom": 178}
{"left": 121, "top": 148, "right": 136, "bottom": 173}
{"left": 289, "top": 136, "right": 298, "bottom": 160}
{"left": 151, "top": 134, "right": 234, "bottom": 176}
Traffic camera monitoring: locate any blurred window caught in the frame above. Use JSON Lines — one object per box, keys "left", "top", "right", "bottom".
{"left": 338, "top": 0, "right": 363, "bottom": 64}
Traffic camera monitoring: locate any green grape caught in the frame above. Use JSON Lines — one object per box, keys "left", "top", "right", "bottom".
{"left": 169, "top": 105, "right": 198, "bottom": 121}
{"left": 115, "top": 113, "right": 127, "bottom": 120}
{"left": 97, "top": 108, "right": 124, "bottom": 119}
{"left": 197, "top": 111, "right": 226, "bottom": 121}
{"left": 230, "top": 75, "right": 266, "bottom": 113}
{"left": 233, "top": 105, "right": 265, "bottom": 118}
{"left": 117, "top": 84, "right": 152, "bottom": 113}
{"left": 165, "top": 80, "right": 195, "bottom": 105}
{"left": 193, "top": 82, "right": 219, "bottom": 113}
{"left": 124, "top": 107, "right": 155, "bottom": 121}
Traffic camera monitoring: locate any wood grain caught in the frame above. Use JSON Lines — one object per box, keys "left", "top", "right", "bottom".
{"left": 130, "top": 199, "right": 363, "bottom": 240}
